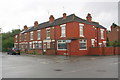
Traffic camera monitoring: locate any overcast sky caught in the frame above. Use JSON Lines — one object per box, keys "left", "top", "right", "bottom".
{"left": 0, "top": 0, "right": 119, "bottom": 32}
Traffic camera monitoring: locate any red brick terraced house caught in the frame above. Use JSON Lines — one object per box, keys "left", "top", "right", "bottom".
{"left": 14, "top": 13, "right": 107, "bottom": 56}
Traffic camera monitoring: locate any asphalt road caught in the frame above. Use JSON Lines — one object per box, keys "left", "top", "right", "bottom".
{"left": 2, "top": 52, "right": 119, "bottom": 78}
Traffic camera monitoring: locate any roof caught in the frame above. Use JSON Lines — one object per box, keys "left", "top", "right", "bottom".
{"left": 24, "top": 14, "right": 106, "bottom": 33}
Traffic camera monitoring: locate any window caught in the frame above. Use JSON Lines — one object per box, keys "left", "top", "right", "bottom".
{"left": 60, "top": 24, "right": 66, "bottom": 37}
{"left": 46, "top": 28, "right": 50, "bottom": 39}
{"left": 91, "top": 39, "right": 95, "bottom": 47}
{"left": 80, "top": 39, "right": 87, "bottom": 50}
{"left": 37, "top": 30, "right": 41, "bottom": 40}
{"left": 15, "top": 35, "right": 18, "bottom": 42}
{"left": 79, "top": 24, "right": 84, "bottom": 37}
{"left": 47, "top": 42, "right": 50, "bottom": 48}
{"left": 103, "top": 41, "right": 106, "bottom": 47}
{"left": 43, "top": 43, "right": 47, "bottom": 49}
{"left": 25, "top": 43, "right": 28, "bottom": 49}
{"left": 29, "top": 42, "right": 33, "bottom": 49}
{"left": 30, "top": 31, "right": 33, "bottom": 40}
{"left": 101, "top": 29, "right": 104, "bottom": 39}
{"left": 57, "top": 40, "right": 67, "bottom": 50}
{"left": 38, "top": 43, "right": 42, "bottom": 49}
{"left": 24, "top": 33, "right": 27, "bottom": 41}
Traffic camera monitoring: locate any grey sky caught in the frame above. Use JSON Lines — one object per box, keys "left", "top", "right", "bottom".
{"left": 0, "top": 0, "right": 119, "bottom": 32}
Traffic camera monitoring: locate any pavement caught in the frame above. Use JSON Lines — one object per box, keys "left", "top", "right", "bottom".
{"left": 1, "top": 52, "right": 119, "bottom": 78}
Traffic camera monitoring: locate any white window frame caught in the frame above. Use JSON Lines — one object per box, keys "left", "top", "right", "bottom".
{"left": 79, "top": 39, "right": 87, "bottom": 50}
{"left": 79, "top": 23, "right": 84, "bottom": 37}
{"left": 57, "top": 40, "right": 67, "bottom": 50}
{"left": 91, "top": 39, "right": 95, "bottom": 47}
{"left": 30, "top": 31, "right": 33, "bottom": 40}
{"left": 46, "top": 28, "right": 50, "bottom": 39}
{"left": 37, "top": 30, "right": 41, "bottom": 40}
{"left": 100, "top": 29, "right": 104, "bottom": 39}
{"left": 47, "top": 42, "right": 50, "bottom": 48}
{"left": 60, "top": 24, "right": 66, "bottom": 37}
{"left": 38, "top": 41, "right": 42, "bottom": 49}
{"left": 15, "top": 35, "right": 18, "bottom": 42}
{"left": 29, "top": 42, "right": 33, "bottom": 49}
{"left": 103, "top": 41, "right": 107, "bottom": 47}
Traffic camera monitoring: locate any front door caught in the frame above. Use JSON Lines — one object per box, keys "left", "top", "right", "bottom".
{"left": 43, "top": 42, "right": 47, "bottom": 53}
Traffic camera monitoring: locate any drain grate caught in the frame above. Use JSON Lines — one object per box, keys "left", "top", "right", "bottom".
{"left": 54, "top": 69, "right": 62, "bottom": 71}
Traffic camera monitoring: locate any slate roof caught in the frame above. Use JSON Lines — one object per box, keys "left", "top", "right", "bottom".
{"left": 23, "top": 14, "right": 106, "bottom": 33}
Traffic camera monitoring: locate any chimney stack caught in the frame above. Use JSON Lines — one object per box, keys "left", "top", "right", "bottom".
{"left": 49, "top": 15, "right": 54, "bottom": 23}
{"left": 34, "top": 21, "right": 38, "bottom": 27}
{"left": 63, "top": 13, "right": 67, "bottom": 19}
{"left": 86, "top": 13, "right": 92, "bottom": 22}
{"left": 24, "top": 25, "right": 28, "bottom": 30}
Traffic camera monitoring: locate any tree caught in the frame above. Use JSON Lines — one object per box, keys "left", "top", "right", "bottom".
{"left": 2, "top": 29, "right": 21, "bottom": 52}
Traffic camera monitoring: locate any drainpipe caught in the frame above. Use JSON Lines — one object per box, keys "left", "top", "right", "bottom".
{"left": 96, "top": 27, "right": 99, "bottom": 47}
{"left": 54, "top": 27, "right": 57, "bottom": 55}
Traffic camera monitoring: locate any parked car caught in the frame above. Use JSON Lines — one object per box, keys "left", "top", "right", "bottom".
{"left": 7, "top": 48, "right": 20, "bottom": 55}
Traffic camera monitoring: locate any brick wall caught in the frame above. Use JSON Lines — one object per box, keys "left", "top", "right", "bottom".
{"left": 88, "top": 47, "right": 120, "bottom": 55}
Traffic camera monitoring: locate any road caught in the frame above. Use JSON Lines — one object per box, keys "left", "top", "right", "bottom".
{"left": 2, "top": 52, "right": 118, "bottom": 78}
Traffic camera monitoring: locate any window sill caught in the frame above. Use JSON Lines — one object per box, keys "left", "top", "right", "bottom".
{"left": 57, "top": 49, "right": 67, "bottom": 50}
{"left": 60, "top": 36, "right": 66, "bottom": 38}
{"left": 80, "top": 35, "right": 84, "bottom": 37}
{"left": 79, "top": 49, "right": 87, "bottom": 50}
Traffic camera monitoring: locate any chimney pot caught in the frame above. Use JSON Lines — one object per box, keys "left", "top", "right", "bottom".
{"left": 24, "top": 25, "right": 28, "bottom": 30}
{"left": 86, "top": 13, "right": 92, "bottom": 22}
{"left": 49, "top": 15, "right": 54, "bottom": 23}
{"left": 63, "top": 13, "right": 67, "bottom": 19}
{"left": 34, "top": 21, "right": 38, "bottom": 27}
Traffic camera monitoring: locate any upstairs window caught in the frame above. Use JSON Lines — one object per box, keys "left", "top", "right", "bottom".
{"left": 37, "top": 30, "right": 41, "bottom": 40}
{"left": 15, "top": 35, "right": 18, "bottom": 42}
{"left": 101, "top": 29, "right": 104, "bottom": 39}
{"left": 30, "top": 31, "right": 33, "bottom": 40}
{"left": 46, "top": 28, "right": 50, "bottom": 39}
{"left": 79, "top": 24, "right": 84, "bottom": 37}
{"left": 60, "top": 24, "right": 66, "bottom": 37}
{"left": 80, "top": 39, "right": 87, "bottom": 50}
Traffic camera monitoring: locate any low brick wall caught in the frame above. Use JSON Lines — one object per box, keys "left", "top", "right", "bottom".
{"left": 88, "top": 47, "right": 120, "bottom": 55}
{"left": 45, "top": 49, "right": 56, "bottom": 55}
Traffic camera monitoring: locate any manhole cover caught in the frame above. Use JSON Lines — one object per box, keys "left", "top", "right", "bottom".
{"left": 54, "top": 69, "right": 62, "bottom": 71}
